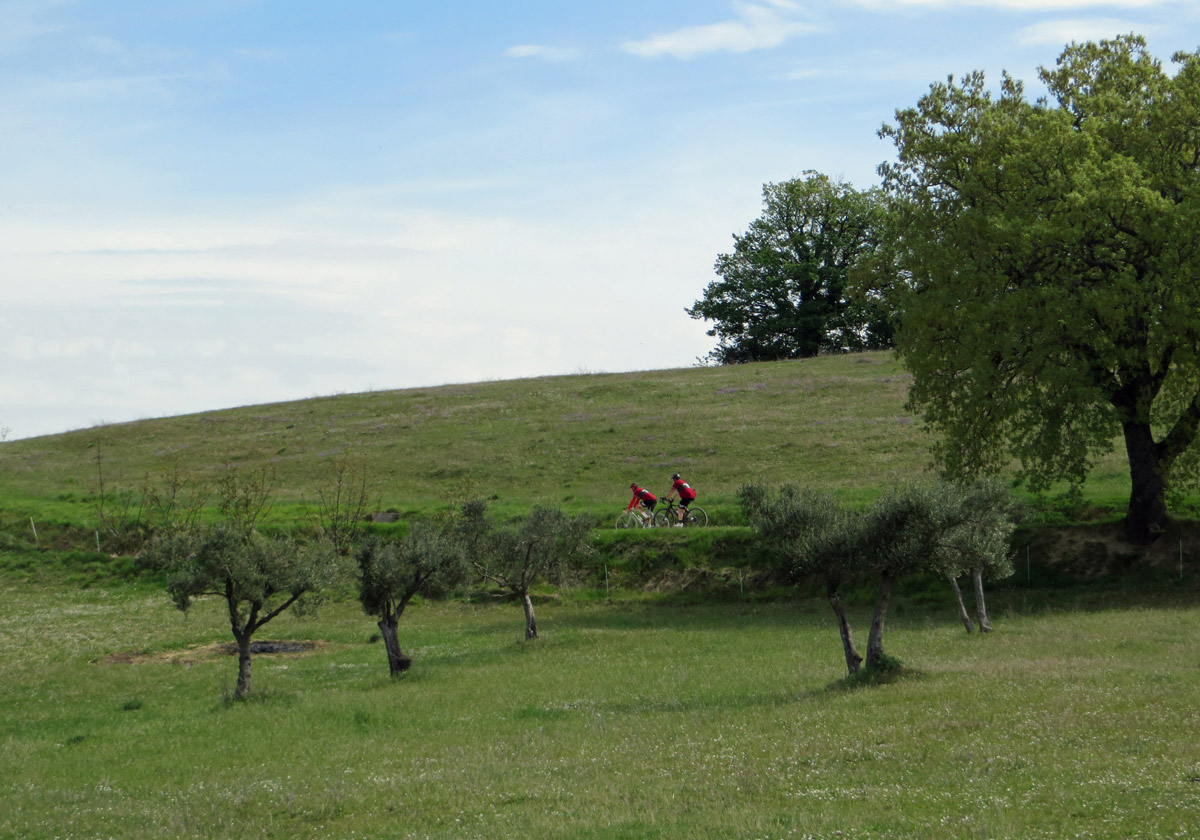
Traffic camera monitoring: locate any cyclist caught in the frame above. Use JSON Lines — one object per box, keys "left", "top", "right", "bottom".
{"left": 664, "top": 473, "right": 697, "bottom": 525}
{"left": 625, "top": 483, "right": 658, "bottom": 525}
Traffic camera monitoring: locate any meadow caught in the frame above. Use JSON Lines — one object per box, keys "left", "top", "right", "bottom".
{"left": 2, "top": 353, "right": 1198, "bottom": 839}
{"left": 0, "top": 352, "right": 1142, "bottom": 533}
{"left": 1, "top": 572, "right": 1198, "bottom": 840}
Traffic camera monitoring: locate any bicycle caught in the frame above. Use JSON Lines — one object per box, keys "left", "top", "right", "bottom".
{"left": 653, "top": 497, "right": 708, "bottom": 528}
{"left": 615, "top": 509, "right": 654, "bottom": 529}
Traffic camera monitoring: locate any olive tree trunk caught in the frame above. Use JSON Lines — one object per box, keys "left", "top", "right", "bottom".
{"left": 235, "top": 635, "right": 253, "bottom": 699}
{"left": 378, "top": 618, "right": 413, "bottom": 676}
{"left": 948, "top": 575, "right": 974, "bottom": 632}
{"left": 522, "top": 592, "right": 538, "bottom": 640}
{"left": 971, "top": 566, "right": 992, "bottom": 633}
{"left": 826, "top": 580, "right": 862, "bottom": 675}
{"left": 865, "top": 573, "right": 896, "bottom": 671}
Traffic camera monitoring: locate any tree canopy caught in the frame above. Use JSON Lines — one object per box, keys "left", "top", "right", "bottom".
{"left": 688, "top": 172, "right": 893, "bottom": 364}
{"left": 152, "top": 524, "right": 342, "bottom": 698}
{"left": 357, "top": 523, "right": 467, "bottom": 675}
{"left": 741, "top": 480, "right": 1017, "bottom": 674}
{"left": 472, "top": 505, "right": 592, "bottom": 640}
{"left": 145, "top": 465, "right": 344, "bottom": 698}
{"left": 878, "top": 35, "right": 1200, "bottom": 543}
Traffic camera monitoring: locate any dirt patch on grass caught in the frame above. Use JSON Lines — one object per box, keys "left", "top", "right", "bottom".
{"left": 101, "top": 639, "right": 324, "bottom": 666}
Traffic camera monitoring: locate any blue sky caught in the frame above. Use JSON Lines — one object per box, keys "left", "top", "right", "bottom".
{"left": 4, "top": 0, "right": 1200, "bottom": 440}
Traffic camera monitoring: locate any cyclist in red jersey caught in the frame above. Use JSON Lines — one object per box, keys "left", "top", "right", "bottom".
{"left": 625, "top": 483, "right": 658, "bottom": 525}
{"left": 665, "top": 473, "right": 697, "bottom": 525}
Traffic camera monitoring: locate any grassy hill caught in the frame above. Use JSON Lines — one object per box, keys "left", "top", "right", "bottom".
{"left": 4, "top": 361, "right": 1200, "bottom": 840}
{"left": 0, "top": 351, "right": 1137, "bottom": 534}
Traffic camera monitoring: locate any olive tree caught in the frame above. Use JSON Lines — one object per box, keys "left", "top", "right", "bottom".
{"left": 878, "top": 35, "right": 1200, "bottom": 543}
{"left": 356, "top": 522, "right": 468, "bottom": 676}
{"left": 150, "top": 524, "right": 342, "bottom": 699}
{"left": 739, "top": 483, "right": 867, "bottom": 673}
{"left": 145, "top": 465, "right": 343, "bottom": 699}
{"left": 472, "top": 506, "right": 593, "bottom": 640}
{"left": 742, "top": 480, "right": 1016, "bottom": 674}
{"left": 932, "top": 479, "right": 1020, "bottom": 633}
{"left": 688, "top": 171, "right": 893, "bottom": 364}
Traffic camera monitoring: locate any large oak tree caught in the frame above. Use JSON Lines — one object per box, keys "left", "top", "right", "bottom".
{"left": 878, "top": 35, "right": 1200, "bottom": 543}
{"left": 688, "top": 172, "right": 893, "bottom": 363}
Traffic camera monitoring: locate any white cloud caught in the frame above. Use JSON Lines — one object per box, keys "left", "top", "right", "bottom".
{"left": 1017, "top": 17, "right": 1160, "bottom": 45}
{"left": 504, "top": 44, "right": 581, "bottom": 62}
{"left": 621, "top": 1, "right": 819, "bottom": 60}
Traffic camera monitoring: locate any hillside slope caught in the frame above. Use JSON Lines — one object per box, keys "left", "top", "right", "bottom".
{"left": 0, "top": 352, "right": 940, "bottom": 523}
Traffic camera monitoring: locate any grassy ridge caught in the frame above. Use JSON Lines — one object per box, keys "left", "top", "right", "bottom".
{"left": 0, "top": 352, "right": 1138, "bottom": 531}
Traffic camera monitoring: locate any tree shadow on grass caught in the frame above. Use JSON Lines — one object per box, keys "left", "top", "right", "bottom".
{"left": 546, "top": 598, "right": 817, "bottom": 634}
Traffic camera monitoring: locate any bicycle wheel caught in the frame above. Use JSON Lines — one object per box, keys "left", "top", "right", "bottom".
{"left": 615, "top": 512, "right": 643, "bottom": 529}
{"left": 652, "top": 510, "right": 672, "bottom": 528}
{"left": 684, "top": 507, "right": 708, "bottom": 527}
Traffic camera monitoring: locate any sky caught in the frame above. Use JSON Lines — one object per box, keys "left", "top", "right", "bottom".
{"left": 4, "top": 0, "right": 1200, "bottom": 441}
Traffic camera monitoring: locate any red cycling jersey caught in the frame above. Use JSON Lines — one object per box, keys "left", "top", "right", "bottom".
{"left": 672, "top": 478, "right": 697, "bottom": 501}
{"left": 625, "top": 485, "right": 657, "bottom": 511}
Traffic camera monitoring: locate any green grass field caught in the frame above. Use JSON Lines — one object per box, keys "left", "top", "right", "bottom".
{"left": 2, "top": 353, "right": 1198, "bottom": 838}
{"left": 1, "top": 576, "right": 1198, "bottom": 840}
{"left": 0, "top": 352, "right": 1143, "bottom": 534}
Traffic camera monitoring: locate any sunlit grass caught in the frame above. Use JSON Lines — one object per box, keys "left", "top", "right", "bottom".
{"left": 0, "top": 351, "right": 1161, "bottom": 563}
{"left": 2, "top": 574, "right": 1198, "bottom": 839}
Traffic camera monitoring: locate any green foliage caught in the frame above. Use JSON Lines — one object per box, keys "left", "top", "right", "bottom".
{"left": 742, "top": 479, "right": 1019, "bottom": 670}
{"left": 143, "top": 468, "right": 346, "bottom": 695}
{"left": 689, "top": 172, "right": 894, "bottom": 363}
{"left": 355, "top": 522, "right": 468, "bottom": 620}
{"left": 149, "top": 524, "right": 342, "bottom": 621}
{"left": 472, "top": 504, "right": 594, "bottom": 639}
{"left": 738, "top": 481, "right": 855, "bottom": 585}
{"left": 474, "top": 505, "right": 594, "bottom": 597}
{"left": 878, "top": 35, "right": 1200, "bottom": 542}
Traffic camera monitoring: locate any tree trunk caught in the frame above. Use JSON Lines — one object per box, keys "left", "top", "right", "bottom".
{"left": 865, "top": 573, "right": 895, "bottom": 671}
{"left": 971, "top": 566, "right": 992, "bottom": 633}
{"left": 948, "top": 575, "right": 974, "bottom": 632}
{"left": 235, "top": 635, "right": 253, "bottom": 699}
{"left": 1123, "top": 420, "right": 1168, "bottom": 544}
{"left": 378, "top": 618, "right": 413, "bottom": 676}
{"left": 826, "top": 579, "right": 862, "bottom": 675}
{"left": 522, "top": 592, "right": 538, "bottom": 640}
